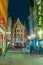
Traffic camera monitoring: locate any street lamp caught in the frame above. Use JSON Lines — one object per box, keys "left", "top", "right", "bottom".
{"left": 38, "top": 30, "right": 42, "bottom": 39}
{"left": 27, "top": 36, "right": 31, "bottom": 40}
{"left": 31, "top": 34, "right": 36, "bottom": 39}
{"left": 27, "top": 34, "right": 36, "bottom": 46}
{"left": 38, "top": 30, "right": 42, "bottom": 35}
{"left": 28, "top": 34, "right": 36, "bottom": 40}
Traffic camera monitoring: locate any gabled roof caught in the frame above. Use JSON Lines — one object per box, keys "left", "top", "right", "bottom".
{"left": 16, "top": 18, "right": 20, "bottom": 22}
{"left": 13, "top": 18, "right": 23, "bottom": 28}
{"left": 13, "top": 18, "right": 27, "bottom": 30}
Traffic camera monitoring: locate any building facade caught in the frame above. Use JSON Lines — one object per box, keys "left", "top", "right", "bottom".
{"left": 12, "top": 18, "right": 27, "bottom": 47}
{"left": 0, "top": 0, "right": 8, "bottom": 53}
{"left": 32, "top": 0, "right": 43, "bottom": 47}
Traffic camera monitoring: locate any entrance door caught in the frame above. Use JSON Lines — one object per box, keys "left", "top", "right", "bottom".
{"left": 0, "top": 34, "right": 3, "bottom": 48}
{"left": 0, "top": 33, "right": 3, "bottom": 54}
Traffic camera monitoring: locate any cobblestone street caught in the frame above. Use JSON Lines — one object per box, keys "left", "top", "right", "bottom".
{"left": 0, "top": 53, "right": 43, "bottom": 65}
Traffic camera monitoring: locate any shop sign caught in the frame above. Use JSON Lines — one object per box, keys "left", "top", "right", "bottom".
{"left": 0, "top": 17, "right": 5, "bottom": 24}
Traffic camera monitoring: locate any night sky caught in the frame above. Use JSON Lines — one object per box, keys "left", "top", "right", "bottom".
{"left": 8, "top": 0, "right": 34, "bottom": 31}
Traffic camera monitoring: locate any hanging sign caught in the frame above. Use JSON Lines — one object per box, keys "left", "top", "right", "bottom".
{"left": 0, "top": 17, "right": 5, "bottom": 24}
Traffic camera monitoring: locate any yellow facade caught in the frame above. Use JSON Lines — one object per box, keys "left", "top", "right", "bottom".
{"left": 0, "top": 0, "right": 8, "bottom": 54}
{"left": 0, "top": 0, "right": 8, "bottom": 30}
{"left": 0, "top": 0, "right": 8, "bottom": 22}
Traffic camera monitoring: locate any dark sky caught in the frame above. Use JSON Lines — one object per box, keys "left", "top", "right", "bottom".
{"left": 8, "top": 0, "right": 34, "bottom": 31}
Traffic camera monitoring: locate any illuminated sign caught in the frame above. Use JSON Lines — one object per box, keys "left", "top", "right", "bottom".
{"left": 0, "top": 17, "right": 5, "bottom": 24}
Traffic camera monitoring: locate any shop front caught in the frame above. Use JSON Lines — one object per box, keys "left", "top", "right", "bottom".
{"left": 0, "top": 27, "right": 6, "bottom": 55}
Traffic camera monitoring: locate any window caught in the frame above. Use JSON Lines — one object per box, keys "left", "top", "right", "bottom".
{"left": 16, "top": 34, "right": 20, "bottom": 38}
{"left": 14, "top": 30, "right": 16, "bottom": 32}
{"left": 21, "top": 34, "right": 22, "bottom": 37}
{"left": 16, "top": 30, "right": 20, "bottom": 32}
{"left": 21, "top": 30, "right": 22, "bottom": 32}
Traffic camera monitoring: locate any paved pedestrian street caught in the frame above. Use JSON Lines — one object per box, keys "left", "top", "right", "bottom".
{"left": 0, "top": 53, "right": 43, "bottom": 65}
